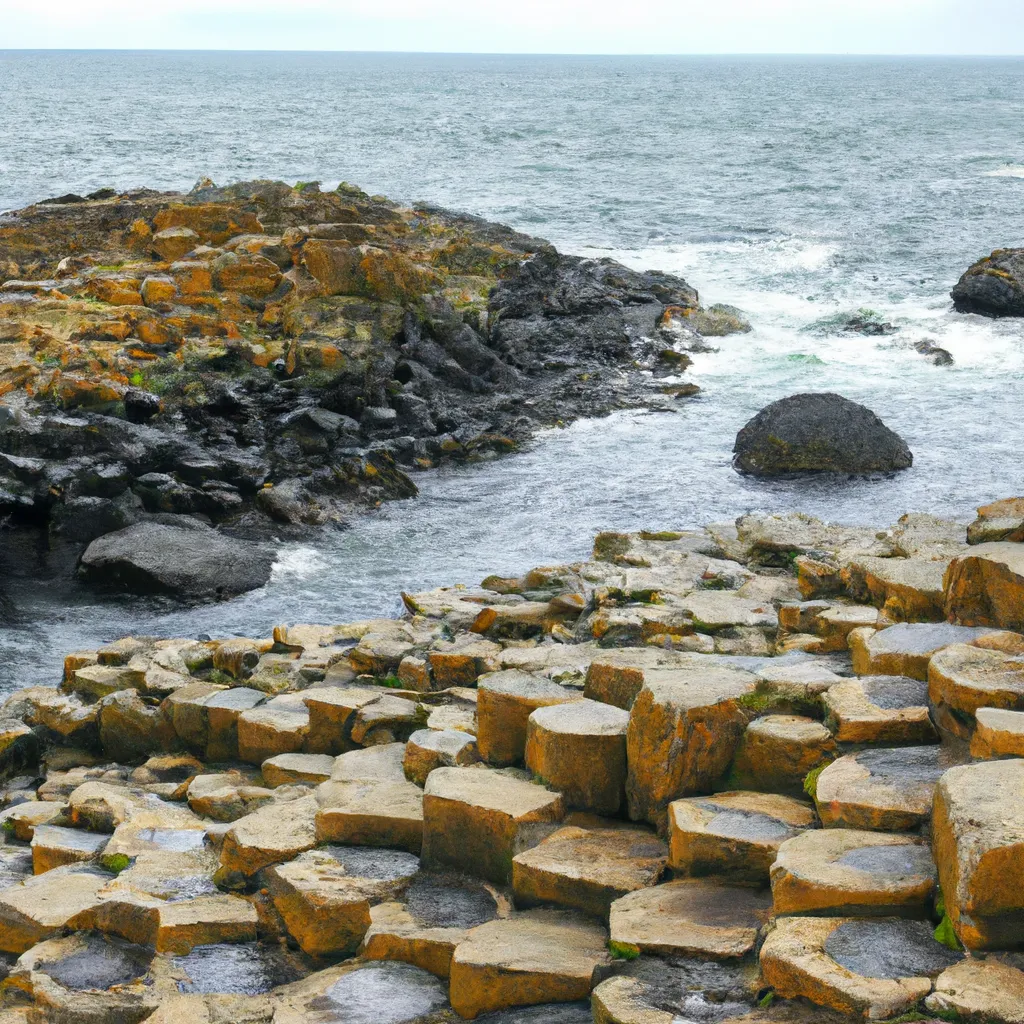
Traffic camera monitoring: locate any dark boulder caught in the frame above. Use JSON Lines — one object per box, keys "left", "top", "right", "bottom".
{"left": 733, "top": 393, "right": 912, "bottom": 476}
{"left": 78, "top": 520, "right": 274, "bottom": 600}
{"left": 951, "top": 249, "right": 1024, "bottom": 317}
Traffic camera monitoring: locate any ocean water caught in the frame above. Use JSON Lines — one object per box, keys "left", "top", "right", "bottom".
{"left": 1, "top": 52, "right": 1024, "bottom": 690}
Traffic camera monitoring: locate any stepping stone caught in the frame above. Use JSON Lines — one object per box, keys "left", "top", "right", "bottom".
{"left": 30, "top": 824, "right": 108, "bottom": 873}
{"left": 729, "top": 715, "right": 836, "bottom": 798}
{"left": 524, "top": 699, "right": 629, "bottom": 814}
{"left": 17, "top": 686, "right": 99, "bottom": 747}
{"left": 929, "top": 642, "right": 1024, "bottom": 739}
{"left": 760, "top": 917, "right": 961, "bottom": 1019}
{"left": 0, "top": 865, "right": 107, "bottom": 953}
{"left": 477, "top": 671, "right": 580, "bottom": 767}
{"left": 449, "top": 909, "right": 609, "bottom": 1019}
{"left": 626, "top": 665, "right": 756, "bottom": 827}
{"left": 403, "top": 729, "right": 480, "bottom": 786}
{"left": 933, "top": 759, "right": 1024, "bottom": 950}
{"left": 261, "top": 752, "right": 335, "bottom": 787}
{"left": 512, "top": 826, "right": 667, "bottom": 919}
{"left": 187, "top": 771, "right": 274, "bottom": 822}
{"left": 752, "top": 659, "right": 846, "bottom": 710}
{"left": 668, "top": 791, "right": 816, "bottom": 884}
{"left": 422, "top": 767, "right": 564, "bottom": 885}
{"left": 217, "top": 793, "right": 317, "bottom": 881}
{"left": 107, "top": 848, "right": 219, "bottom": 902}
{"left": 331, "top": 741, "right": 408, "bottom": 782}
{"left": 814, "top": 746, "right": 960, "bottom": 831}
{"left": 362, "top": 872, "right": 503, "bottom": 978}
{"left": 350, "top": 694, "right": 420, "bottom": 746}
{"left": 129, "top": 754, "right": 206, "bottom": 800}
{"left": 426, "top": 702, "right": 477, "bottom": 734}
{"left": 164, "top": 683, "right": 265, "bottom": 760}
{"left": 99, "top": 689, "right": 175, "bottom": 762}
{"left": 945, "top": 542, "right": 1024, "bottom": 632}
{"left": 101, "top": 800, "right": 209, "bottom": 860}
{"left": 303, "top": 686, "right": 396, "bottom": 754}
{"left": 0, "top": 801, "right": 64, "bottom": 842}
{"left": 265, "top": 846, "right": 419, "bottom": 956}
{"left": 850, "top": 623, "right": 996, "bottom": 679}
{"left": 926, "top": 959, "right": 1024, "bottom": 1024}
{"left": 770, "top": 829, "right": 936, "bottom": 917}
{"left": 779, "top": 602, "right": 882, "bottom": 654}
{"left": 845, "top": 556, "right": 948, "bottom": 622}
{"left": 609, "top": 879, "right": 771, "bottom": 959}
{"left": 237, "top": 694, "right": 309, "bottom": 764}
{"left": 67, "top": 781, "right": 139, "bottom": 832}
{"left": 315, "top": 779, "right": 424, "bottom": 853}
{"left": 428, "top": 637, "right": 501, "bottom": 688}
{"left": 274, "top": 960, "right": 449, "bottom": 1023}
{"left": 823, "top": 675, "right": 937, "bottom": 744}
{"left": 971, "top": 707, "right": 1024, "bottom": 758}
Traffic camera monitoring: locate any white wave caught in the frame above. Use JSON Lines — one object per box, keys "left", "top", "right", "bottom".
{"left": 271, "top": 545, "right": 327, "bottom": 580}
{"left": 984, "top": 166, "right": 1024, "bottom": 178}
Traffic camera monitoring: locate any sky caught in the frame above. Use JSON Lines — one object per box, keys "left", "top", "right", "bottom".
{"left": 2, "top": 0, "right": 1024, "bottom": 54}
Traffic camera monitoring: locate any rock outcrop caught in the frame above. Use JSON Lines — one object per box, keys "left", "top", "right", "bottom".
{"left": 952, "top": 248, "right": 1024, "bottom": 317}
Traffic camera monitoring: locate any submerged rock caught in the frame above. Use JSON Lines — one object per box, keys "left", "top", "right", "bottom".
{"left": 733, "top": 393, "right": 912, "bottom": 476}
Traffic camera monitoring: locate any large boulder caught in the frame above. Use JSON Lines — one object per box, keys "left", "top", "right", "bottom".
{"left": 79, "top": 521, "right": 274, "bottom": 600}
{"left": 951, "top": 248, "right": 1024, "bottom": 317}
{"left": 733, "top": 393, "right": 912, "bottom": 476}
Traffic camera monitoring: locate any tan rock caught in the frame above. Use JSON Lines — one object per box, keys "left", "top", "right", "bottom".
{"left": 237, "top": 694, "right": 309, "bottom": 764}
{"left": 403, "top": 728, "right": 480, "bottom": 786}
{"left": 609, "top": 878, "right": 771, "bottom": 959}
{"left": 261, "top": 752, "right": 334, "bottom": 787}
{"left": 18, "top": 686, "right": 99, "bottom": 746}
{"left": 428, "top": 637, "right": 501, "bottom": 688}
{"left": 477, "top": 670, "right": 580, "bottom": 766}
{"left": 315, "top": 778, "right": 424, "bottom": 853}
{"left": 932, "top": 759, "right": 1024, "bottom": 950}
{"left": 823, "top": 675, "right": 937, "bottom": 744}
{"left": 525, "top": 699, "right": 629, "bottom": 814}
{"left": 186, "top": 771, "right": 274, "bottom": 822}
{"left": 0, "top": 801, "right": 65, "bottom": 842}
{"left": 815, "top": 745, "right": 960, "bottom": 831}
{"left": 421, "top": 766, "right": 564, "bottom": 884}
{"left": 218, "top": 793, "right": 317, "bottom": 880}
{"left": 929, "top": 642, "right": 1024, "bottom": 739}
{"left": 350, "top": 693, "right": 419, "bottom": 746}
{"left": 668, "top": 791, "right": 815, "bottom": 884}
{"left": 0, "top": 866, "right": 107, "bottom": 953}
{"left": 152, "top": 226, "right": 200, "bottom": 260}
{"left": 625, "top": 665, "right": 756, "bottom": 827}
{"left": 512, "top": 826, "right": 666, "bottom": 919}
{"left": 584, "top": 661, "right": 646, "bottom": 710}
{"left": 303, "top": 685, "right": 385, "bottom": 754}
{"left": 99, "top": 688, "right": 175, "bottom": 762}
{"left": 926, "top": 958, "right": 1024, "bottom": 1024}
{"left": 968, "top": 497, "right": 1024, "bottom": 545}
{"left": 846, "top": 556, "right": 948, "bottom": 622}
{"left": 729, "top": 715, "right": 836, "bottom": 798}
{"left": 129, "top": 753, "right": 205, "bottom": 800}
{"left": 67, "top": 780, "right": 137, "bottom": 832}
{"left": 945, "top": 542, "right": 1024, "bottom": 631}
{"left": 770, "top": 829, "right": 936, "bottom": 917}
{"left": 449, "top": 909, "right": 609, "bottom": 1019}
{"left": 971, "top": 706, "right": 1024, "bottom": 758}
{"left": 30, "top": 824, "right": 108, "bottom": 873}
{"left": 850, "top": 622, "right": 997, "bottom": 679}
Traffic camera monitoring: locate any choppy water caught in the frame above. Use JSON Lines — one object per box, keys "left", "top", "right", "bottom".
{"left": 1, "top": 52, "right": 1023, "bottom": 691}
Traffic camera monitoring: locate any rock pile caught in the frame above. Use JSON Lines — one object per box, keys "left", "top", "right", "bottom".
{"left": 0, "top": 499, "right": 1021, "bottom": 1022}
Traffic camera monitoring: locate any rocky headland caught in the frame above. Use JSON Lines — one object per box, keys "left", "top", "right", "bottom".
{"left": 0, "top": 180, "right": 750, "bottom": 599}
{"left": 0, "top": 499, "right": 1019, "bottom": 1022}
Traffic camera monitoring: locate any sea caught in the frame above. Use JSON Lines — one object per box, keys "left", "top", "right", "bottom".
{"left": 1, "top": 51, "right": 1023, "bottom": 690}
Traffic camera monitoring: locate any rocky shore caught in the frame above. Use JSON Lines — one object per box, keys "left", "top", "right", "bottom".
{"left": 0, "top": 180, "right": 750, "bottom": 599}
{"left": 0, "top": 499, "right": 1019, "bottom": 1022}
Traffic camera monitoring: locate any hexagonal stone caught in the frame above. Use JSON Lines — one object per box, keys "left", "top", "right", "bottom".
{"left": 186, "top": 770, "right": 274, "bottom": 822}
{"left": 129, "top": 754, "right": 205, "bottom": 799}
{"left": 218, "top": 793, "right": 318, "bottom": 880}
{"left": 626, "top": 665, "right": 756, "bottom": 828}
{"left": 849, "top": 623, "right": 996, "bottom": 679}
{"left": 668, "top": 791, "right": 816, "bottom": 884}
{"left": 929, "top": 642, "right": 1024, "bottom": 739}
{"left": 814, "top": 746, "right": 961, "bottom": 831}
{"left": 926, "top": 959, "right": 1024, "bottom": 1024}
{"left": 361, "top": 872, "right": 503, "bottom": 978}
{"left": 609, "top": 879, "right": 771, "bottom": 959}
{"left": 449, "top": 909, "right": 609, "bottom": 1019}
{"left": 524, "top": 699, "right": 629, "bottom": 815}
{"left": 846, "top": 556, "right": 948, "bottom": 622}
{"left": 403, "top": 729, "right": 480, "bottom": 786}
{"left": 261, "top": 752, "right": 335, "bottom": 787}
{"left": 350, "top": 694, "right": 420, "bottom": 746}
{"left": 265, "top": 846, "right": 419, "bottom": 956}
{"left": 30, "top": 825, "right": 108, "bottom": 874}
{"left": 933, "top": 759, "right": 1024, "bottom": 950}
{"left": 971, "top": 707, "right": 1024, "bottom": 758}
{"left": 760, "top": 917, "right": 961, "bottom": 1019}
{"left": 751, "top": 658, "right": 845, "bottom": 709}
{"left": 331, "top": 741, "right": 408, "bottom": 782}
{"left": 945, "top": 542, "right": 1024, "bottom": 631}
{"left": 770, "top": 829, "right": 936, "bottom": 917}
{"left": 315, "top": 779, "right": 424, "bottom": 853}
{"left": 823, "top": 675, "right": 937, "bottom": 744}
{"left": 164, "top": 683, "right": 265, "bottom": 760}
{"left": 512, "top": 826, "right": 667, "bottom": 919}
{"left": 729, "top": 715, "right": 836, "bottom": 798}
{"left": 67, "top": 781, "right": 138, "bottom": 832}
{"left": 303, "top": 685, "right": 391, "bottom": 755}
{"left": 0, "top": 801, "right": 64, "bottom": 842}
{"left": 237, "top": 694, "right": 309, "bottom": 764}
{"left": 0, "top": 866, "right": 107, "bottom": 953}
{"left": 422, "top": 767, "right": 564, "bottom": 885}
{"left": 477, "top": 671, "right": 580, "bottom": 767}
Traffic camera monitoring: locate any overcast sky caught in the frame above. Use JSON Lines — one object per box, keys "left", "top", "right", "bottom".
{"left": 4, "top": 0, "right": 1024, "bottom": 54}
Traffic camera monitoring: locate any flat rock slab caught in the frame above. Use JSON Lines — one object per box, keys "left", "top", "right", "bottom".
{"left": 403, "top": 728, "right": 480, "bottom": 786}
{"left": 850, "top": 623, "right": 996, "bottom": 679}
{"left": 668, "top": 791, "right": 816, "bottom": 884}
{"left": 30, "top": 824, "right": 108, "bottom": 874}
{"left": 512, "top": 825, "right": 667, "bottom": 919}
{"left": 760, "top": 916, "right": 960, "bottom": 1019}
{"left": 422, "top": 767, "right": 564, "bottom": 885}
{"left": 730, "top": 715, "right": 836, "bottom": 798}
{"left": 770, "top": 828, "right": 936, "bottom": 917}
{"left": 926, "top": 958, "right": 1024, "bottom": 1024}
{"left": 929, "top": 642, "right": 1024, "bottom": 739}
{"left": 303, "top": 685, "right": 387, "bottom": 755}
{"left": 449, "top": 909, "right": 609, "bottom": 1019}
{"left": 815, "top": 745, "right": 963, "bottom": 831}
{"left": 823, "top": 675, "right": 937, "bottom": 744}
{"left": 933, "top": 759, "right": 1024, "bottom": 950}
{"left": 261, "top": 752, "right": 335, "bottom": 787}
{"left": 362, "top": 873, "right": 503, "bottom": 978}
{"left": 0, "top": 866, "right": 108, "bottom": 954}
{"left": 218, "top": 793, "right": 317, "bottom": 880}
{"left": 524, "top": 699, "right": 629, "bottom": 815}
{"left": 609, "top": 878, "right": 772, "bottom": 959}
{"left": 315, "top": 778, "right": 424, "bottom": 853}
{"left": 331, "top": 742, "right": 408, "bottom": 782}
{"left": 477, "top": 670, "right": 580, "bottom": 767}
{"left": 971, "top": 706, "right": 1024, "bottom": 758}
{"left": 237, "top": 696, "right": 309, "bottom": 764}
